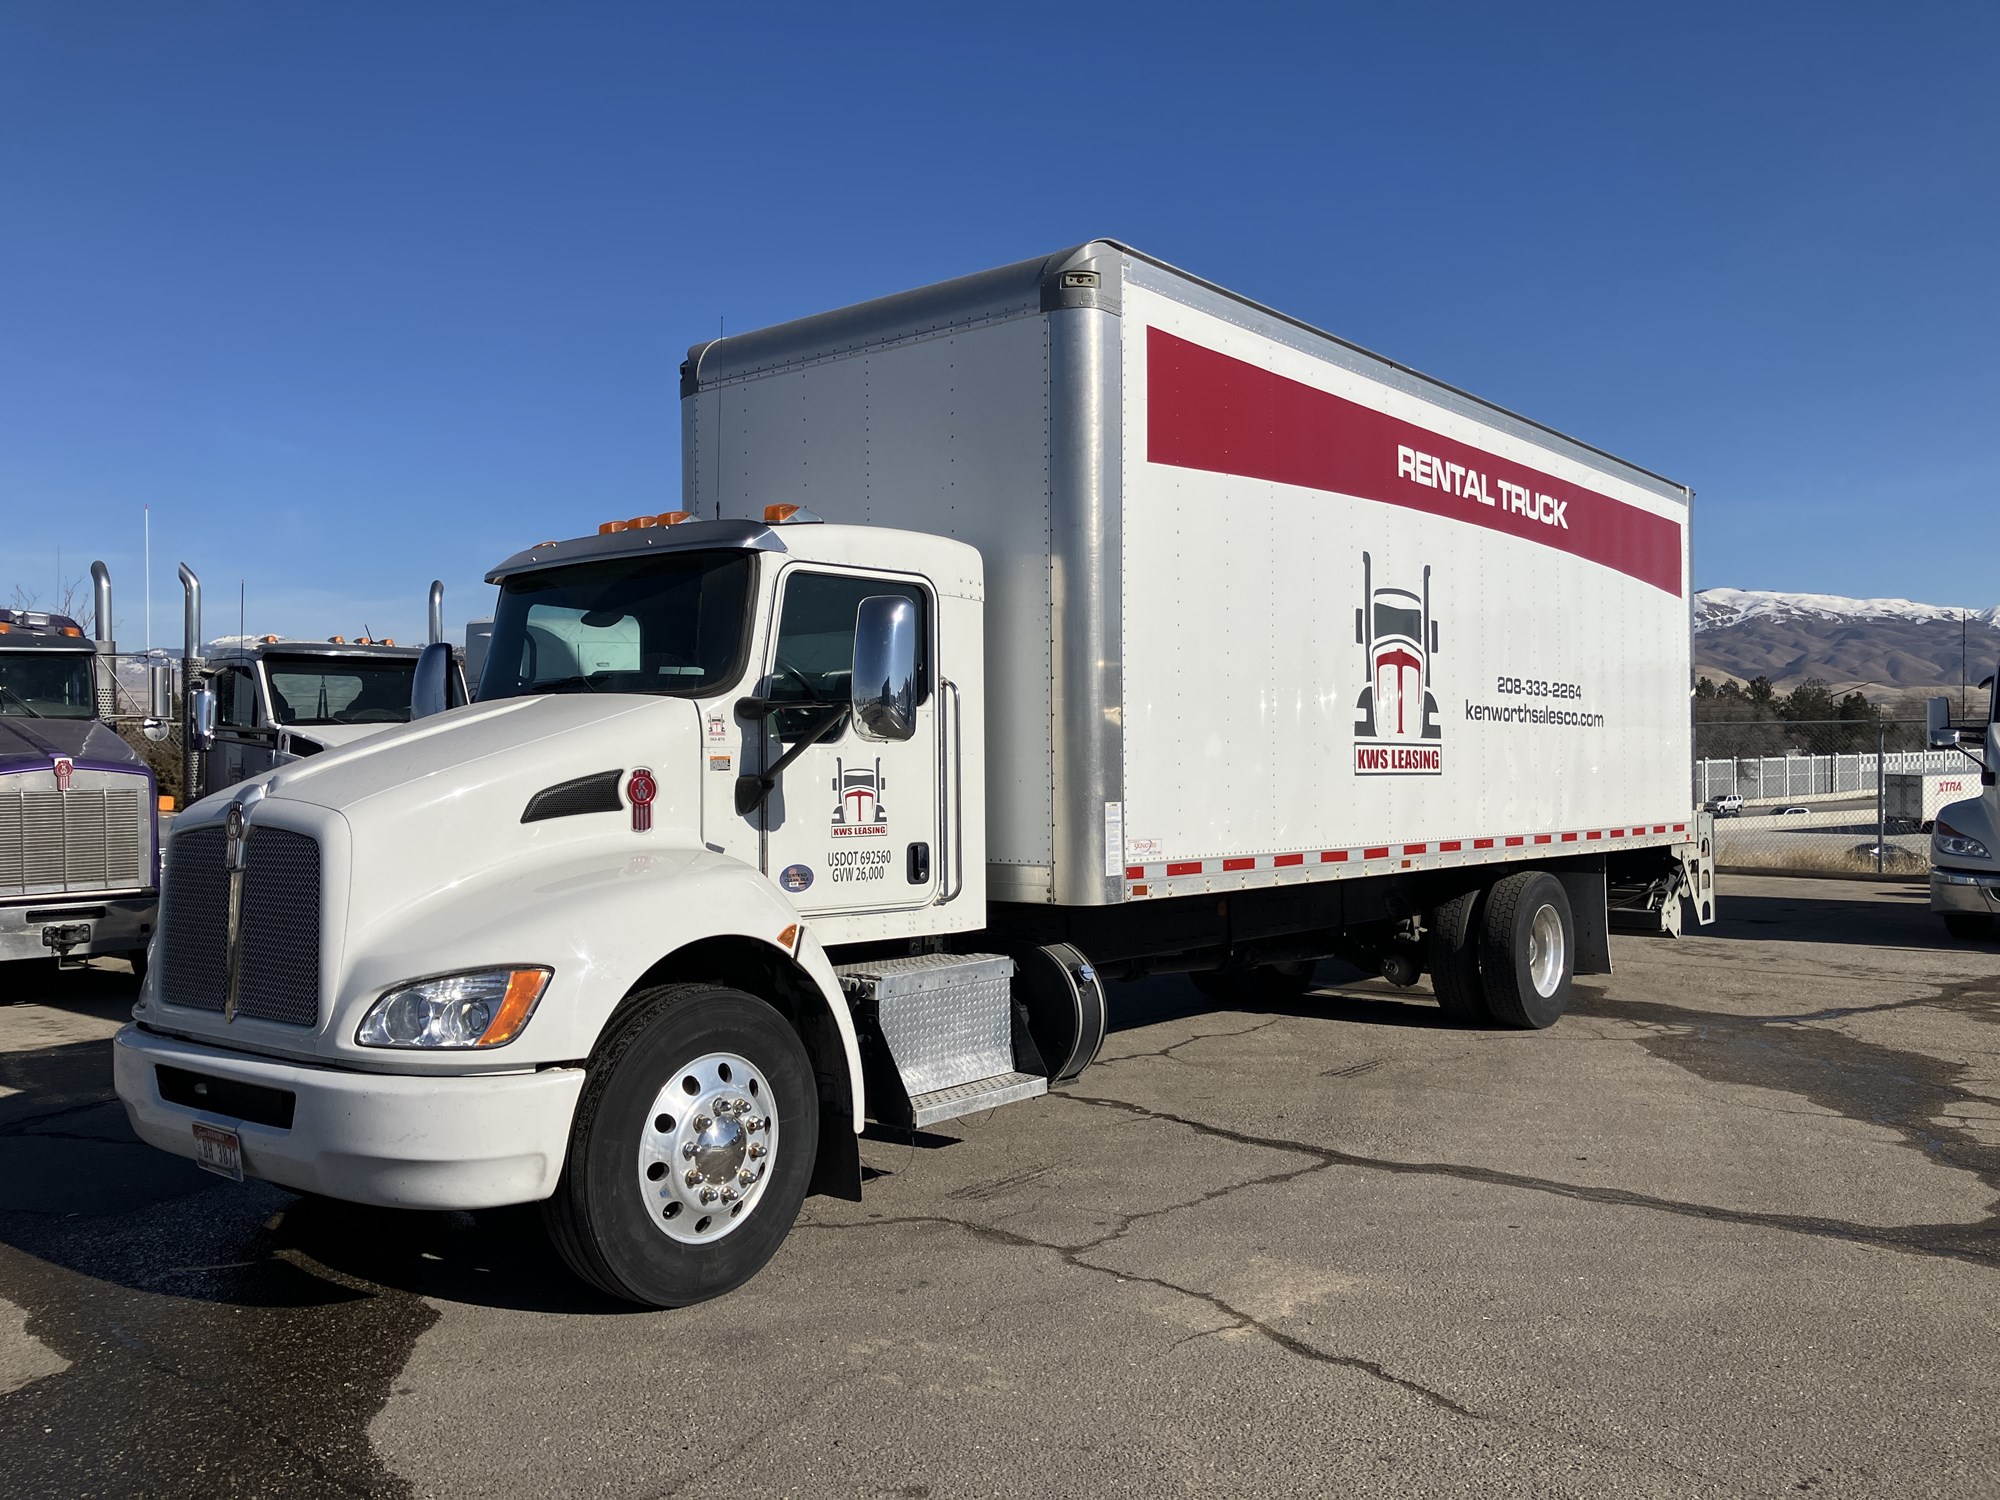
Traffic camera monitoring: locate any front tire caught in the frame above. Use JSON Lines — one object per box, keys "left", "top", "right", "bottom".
{"left": 543, "top": 983, "right": 819, "bottom": 1308}
{"left": 1943, "top": 913, "right": 1996, "bottom": 941}
{"left": 1478, "top": 872, "right": 1574, "bottom": 1029}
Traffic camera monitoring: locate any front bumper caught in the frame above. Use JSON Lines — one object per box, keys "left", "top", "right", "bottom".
{"left": 0, "top": 893, "right": 155, "bottom": 964}
{"left": 113, "top": 1024, "right": 585, "bottom": 1210}
{"left": 1931, "top": 867, "right": 2000, "bottom": 917}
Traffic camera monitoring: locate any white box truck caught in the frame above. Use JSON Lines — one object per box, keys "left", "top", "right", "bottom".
{"left": 1886, "top": 769, "right": 1981, "bottom": 833}
{"left": 116, "top": 242, "right": 1713, "bottom": 1307}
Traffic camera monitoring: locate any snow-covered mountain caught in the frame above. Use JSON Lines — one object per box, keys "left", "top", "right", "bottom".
{"left": 1696, "top": 589, "right": 2000, "bottom": 632}
{"left": 1693, "top": 589, "right": 2000, "bottom": 699}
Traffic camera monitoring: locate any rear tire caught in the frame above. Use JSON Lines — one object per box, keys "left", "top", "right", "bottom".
{"left": 1426, "top": 889, "right": 1489, "bottom": 1021}
{"left": 542, "top": 983, "right": 818, "bottom": 1308}
{"left": 1478, "top": 872, "right": 1574, "bottom": 1029}
{"left": 1943, "top": 913, "right": 1996, "bottom": 941}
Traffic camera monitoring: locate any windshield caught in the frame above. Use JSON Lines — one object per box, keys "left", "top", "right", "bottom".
{"left": 0, "top": 651, "right": 96, "bottom": 719}
{"left": 1373, "top": 601, "right": 1423, "bottom": 644}
{"left": 266, "top": 656, "right": 421, "bottom": 726}
{"left": 479, "top": 549, "right": 754, "bottom": 700}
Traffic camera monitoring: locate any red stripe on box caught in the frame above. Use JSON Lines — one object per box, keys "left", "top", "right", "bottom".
{"left": 1126, "top": 866, "right": 1144, "bottom": 880}
{"left": 1363, "top": 847, "right": 1390, "bottom": 859}
{"left": 1322, "top": 850, "right": 1349, "bottom": 863}
{"left": 1561, "top": 832, "right": 1578, "bottom": 842}
{"left": 1505, "top": 836, "right": 1526, "bottom": 847}
{"left": 1534, "top": 834, "right": 1552, "bottom": 845}
{"left": 1222, "top": 857, "right": 1255, "bottom": 872}
{"left": 1147, "top": 326, "right": 1684, "bottom": 597}
{"left": 1439, "top": 840, "right": 1462, "bottom": 852}
{"left": 1275, "top": 852, "right": 1304, "bottom": 867}
{"left": 1166, "top": 861, "right": 1202, "bottom": 877}
{"left": 1474, "top": 838, "right": 1495, "bottom": 850}
{"left": 1403, "top": 843, "right": 1427, "bottom": 855}
{"left": 1586, "top": 831, "right": 1604, "bottom": 841}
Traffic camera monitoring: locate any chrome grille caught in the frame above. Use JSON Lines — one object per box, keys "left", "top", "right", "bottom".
{"left": 0, "top": 782, "right": 147, "bottom": 897}
{"left": 157, "top": 823, "right": 322, "bottom": 1028}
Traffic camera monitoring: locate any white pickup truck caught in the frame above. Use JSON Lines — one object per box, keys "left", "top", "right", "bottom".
{"left": 115, "top": 242, "right": 1712, "bottom": 1306}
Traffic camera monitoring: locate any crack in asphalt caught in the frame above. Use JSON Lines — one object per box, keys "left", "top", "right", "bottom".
{"left": 1091, "top": 1016, "right": 1286, "bottom": 1069}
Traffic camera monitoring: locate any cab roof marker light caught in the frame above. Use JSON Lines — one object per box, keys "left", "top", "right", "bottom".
{"left": 656, "top": 510, "right": 693, "bottom": 526}
{"left": 763, "top": 504, "right": 824, "bottom": 525}
{"left": 628, "top": 515, "right": 658, "bottom": 530}
{"left": 599, "top": 520, "right": 629, "bottom": 535}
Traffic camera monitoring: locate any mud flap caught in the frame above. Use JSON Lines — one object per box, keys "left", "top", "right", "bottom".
{"left": 1557, "top": 869, "right": 1613, "bottom": 975}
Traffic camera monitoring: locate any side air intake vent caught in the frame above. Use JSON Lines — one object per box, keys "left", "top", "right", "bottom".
{"left": 522, "top": 770, "right": 625, "bottom": 824}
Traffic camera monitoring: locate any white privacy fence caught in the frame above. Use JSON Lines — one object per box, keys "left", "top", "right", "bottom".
{"left": 1693, "top": 747, "right": 1964, "bottom": 802}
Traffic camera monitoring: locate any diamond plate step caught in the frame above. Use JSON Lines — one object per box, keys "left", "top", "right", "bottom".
{"left": 908, "top": 1070, "right": 1047, "bottom": 1127}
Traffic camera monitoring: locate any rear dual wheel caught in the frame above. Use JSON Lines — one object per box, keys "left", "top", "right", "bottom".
{"left": 543, "top": 983, "right": 818, "bottom": 1308}
{"left": 1426, "top": 872, "right": 1574, "bottom": 1029}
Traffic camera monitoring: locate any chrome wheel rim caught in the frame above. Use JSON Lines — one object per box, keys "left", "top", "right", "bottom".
{"left": 636, "top": 1051, "right": 778, "bottom": 1245}
{"left": 1528, "top": 904, "right": 1565, "bottom": 997}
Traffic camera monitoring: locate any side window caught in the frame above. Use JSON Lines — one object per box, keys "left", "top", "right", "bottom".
{"left": 768, "top": 571, "right": 928, "bottom": 739}
{"left": 214, "top": 668, "right": 259, "bottom": 729}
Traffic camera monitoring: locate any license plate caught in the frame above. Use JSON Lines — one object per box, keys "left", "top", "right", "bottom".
{"left": 192, "top": 1122, "right": 243, "bottom": 1181}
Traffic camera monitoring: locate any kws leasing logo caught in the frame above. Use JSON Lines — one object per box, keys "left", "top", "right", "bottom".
{"left": 1353, "top": 551, "right": 1443, "bottom": 776}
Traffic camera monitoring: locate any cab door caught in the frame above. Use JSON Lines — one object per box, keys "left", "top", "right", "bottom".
{"left": 751, "top": 566, "right": 938, "bottom": 914}
{"left": 206, "top": 665, "right": 278, "bottom": 794}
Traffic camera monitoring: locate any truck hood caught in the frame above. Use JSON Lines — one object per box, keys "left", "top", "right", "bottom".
{"left": 0, "top": 714, "right": 147, "bottom": 772}
{"left": 244, "top": 693, "right": 706, "bottom": 951}
{"left": 282, "top": 722, "right": 403, "bottom": 754}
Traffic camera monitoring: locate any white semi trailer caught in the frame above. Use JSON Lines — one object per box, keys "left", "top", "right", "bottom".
{"left": 116, "top": 242, "right": 1713, "bottom": 1306}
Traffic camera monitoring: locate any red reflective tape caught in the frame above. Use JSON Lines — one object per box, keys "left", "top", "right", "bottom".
{"left": 1611, "top": 828, "right": 1625, "bottom": 838}
{"left": 1439, "top": 840, "right": 1462, "bottom": 852}
{"left": 1275, "top": 852, "right": 1304, "bottom": 867}
{"left": 1674, "top": 823, "right": 1686, "bottom": 833}
{"left": 1363, "top": 846, "right": 1390, "bottom": 860}
{"left": 1473, "top": 838, "right": 1495, "bottom": 850}
{"left": 1561, "top": 832, "right": 1578, "bottom": 842}
{"left": 1653, "top": 824, "right": 1668, "bottom": 834}
{"left": 1125, "top": 866, "right": 1145, "bottom": 881}
{"left": 1586, "top": 830, "right": 1604, "bottom": 841}
{"left": 1505, "top": 836, "right": 1526, "bottom": 847}
{"left": 1222, "top": 857, "right": 1255, "bottom": 872}
{"left": 1403, "top": 843, "right": 1427, "bottom": 855}
{"left": 1166, "top": 861, "right": 1203, "bottom": 877}
{"left": 1147, "top": 327, "right": 1684, "bottom": 597}
{"left": 1321, "top": 850, "right": 1349, "bottom": 863}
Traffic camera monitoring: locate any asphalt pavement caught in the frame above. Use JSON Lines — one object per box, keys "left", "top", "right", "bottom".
{"left": 3, "top": 875, "right": 1998, "bottom": 1497}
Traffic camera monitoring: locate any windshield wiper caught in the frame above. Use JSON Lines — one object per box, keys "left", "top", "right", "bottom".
{"left": 0, "top": 684, "right": 44, "bottom": 718}
{"left": 533, "top": 675, "right": 601, "bottom": 695}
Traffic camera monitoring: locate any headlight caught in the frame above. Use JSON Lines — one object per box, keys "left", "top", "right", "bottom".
{"left": 1934, "top": 820, "right": 1993, "bottom": 862}
{"left": 356, "top": 968, "right": 551, "bottom": 1049}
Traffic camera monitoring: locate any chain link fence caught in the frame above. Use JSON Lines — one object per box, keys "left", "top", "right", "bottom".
{"left": 1694, "top": 719, "right": 1979, "bottom": 877}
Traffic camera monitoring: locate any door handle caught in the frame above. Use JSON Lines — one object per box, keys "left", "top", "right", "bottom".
{"left": 907, "top": 842, "right": 931, "bottom": 885}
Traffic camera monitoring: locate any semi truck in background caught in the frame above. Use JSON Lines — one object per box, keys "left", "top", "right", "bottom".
{"left": 1927, "top": 679, "right": 2000, "bottom": 940}
{"left": 0, "top": 563, "right": 159, "bottom": 969}
{"left": 177, "top": 571, "right": 469, "bottom": 800}
{"left": 116, "top": 241, "right": 1713, "bottom": 1308}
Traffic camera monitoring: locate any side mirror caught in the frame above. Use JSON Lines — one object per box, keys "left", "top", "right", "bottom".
{"left": 1928, "top": 696, "right": 1955, "bottom": 748}
{"left": 850, "top": 596, "right": 917, "bottom": 743}
{"left": 411, "top": 641, "right": 454, "bottom": 721}
{"left": 188, "top": 686, "right": 216, "bottom": 752}
{"left": 147, "top": 662, "right": 174, "bottom": 719}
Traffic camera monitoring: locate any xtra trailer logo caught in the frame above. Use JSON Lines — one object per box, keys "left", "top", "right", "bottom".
{"left": 831, "top": 757, "right": 887, "bottom": 837}
{"left": 1353, "top": 551, "right": 1443, "bottom": 775}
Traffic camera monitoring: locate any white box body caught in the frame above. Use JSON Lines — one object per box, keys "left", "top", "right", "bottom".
{"left": 684, "top": 242, "right": 1694, "bottom": 909}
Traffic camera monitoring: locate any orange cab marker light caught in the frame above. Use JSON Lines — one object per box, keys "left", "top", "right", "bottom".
{"left": 657, "top": 511, "right": 693, "bottom": 526}
{"left": 261, "top": 634, "right": 280, "bottom": 643}
{"left": 777, "top": 923, "right": 799, "bottom": 954}
{"left": 475, "top": 969, "right": 552, "bottom": 1048}
{"left": 60, "top": 625, "right": 83, "bottom": 637}
{"left": 0, "top": 623, "right": 11, "bottom": 634}
{"left": 328, "top": 635, "right": 346, "bottom": 644}
{"left": 533, "top": 540, "right": 558, "bottom": 548}
{"left": 629, "top": 515, "right": 657, "bottom": 529}
{"left": 764, "top": 504, "right": 801, "bottom": 523}
{"left": 158, "top": 795, "right": 175, "bottom": 812}
{"left": 599, "top": 520, "right": 629, "bottom": 534}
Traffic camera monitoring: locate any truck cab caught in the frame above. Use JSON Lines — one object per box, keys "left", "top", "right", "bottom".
{"left": 118, "top": 511, "right": 985, "bottom": 1307}
{"left": 198, "top": 636, "right": 470, "bottom": 798}
{"left": 0, "top": 582, "right": 159, "bottom": 968}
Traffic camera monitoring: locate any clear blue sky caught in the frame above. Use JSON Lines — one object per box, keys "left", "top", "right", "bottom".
{"left": 3, "top": 3, "right": 1995, "bottom": 647}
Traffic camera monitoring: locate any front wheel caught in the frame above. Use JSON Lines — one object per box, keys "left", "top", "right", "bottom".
{"left": 1943, "top": 913, "right": 1996, "bottom": 942}
{"left": 543, "top": 983, "right": 819, "bottom": 1307}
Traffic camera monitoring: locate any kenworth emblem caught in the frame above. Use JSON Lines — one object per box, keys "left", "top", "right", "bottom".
{"left": 627, "top": 768, "right": 657, "bottom": 832}
{"left": 51, "top": 756, "right": 73, "bottom": 792}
